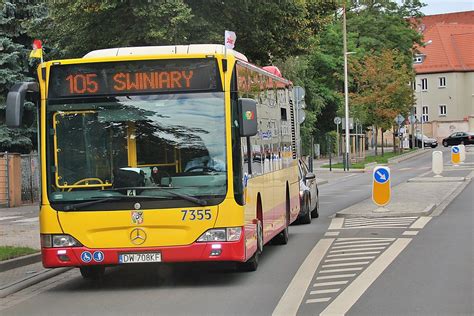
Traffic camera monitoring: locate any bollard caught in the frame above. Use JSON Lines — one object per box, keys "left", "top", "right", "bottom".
{"left": 459, "top": 144, "right": 466, "bottom": 163}
{"left": 372, "top": 166, "right": 391, "bottom": 207}
{"left": 451, "top": 146, "right": 460, "bottom": 166}
{"left": 432, "top": 151, "right": 443, "bottom": 177}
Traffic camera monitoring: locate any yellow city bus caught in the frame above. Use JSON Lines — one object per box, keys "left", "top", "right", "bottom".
{"left": 6, "top": 44, "right": 300, "bottom": 278}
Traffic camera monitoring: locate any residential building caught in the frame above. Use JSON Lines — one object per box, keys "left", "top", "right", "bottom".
{"left": 412, "top": 11, "right": 474, "bottom": 140}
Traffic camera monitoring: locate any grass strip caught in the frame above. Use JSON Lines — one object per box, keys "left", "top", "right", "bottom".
{"left": 0, "top": 246, "right": 38, "bottom": 261}
{"left": 322, "top": 150, "right": 415, "bottom": 169}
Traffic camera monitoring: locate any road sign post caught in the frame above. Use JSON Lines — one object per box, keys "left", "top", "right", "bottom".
{"left": 451, "top": 146, "right": 460, "bottom": 166}
{"left": 372, "top": 166, "right": 391, "bottom": 208}
{"left": 432, "top": 151, "right": 443, "bottom": 177}
{"left": 334, "top": 117, "right": 341, "bottom": 158}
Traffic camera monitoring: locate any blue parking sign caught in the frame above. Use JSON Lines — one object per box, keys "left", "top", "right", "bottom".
{"left": 452, "top": 146, "right": 460, "bottom": 154}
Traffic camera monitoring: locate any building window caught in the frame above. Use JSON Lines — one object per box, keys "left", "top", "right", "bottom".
{"left": 421, "top": 78, "right": 428, "bottom": 91}
{"left": 438, "top": 77, "right": 446, "bottom": 88}
{"left": 413, "top": 55, "right": 424, "bottom": 64}
{"left": 439, "top": 105, "right": 447, "bottom": 116}
{"left": 422, "top": 106, "right": 429, "bottom": 122}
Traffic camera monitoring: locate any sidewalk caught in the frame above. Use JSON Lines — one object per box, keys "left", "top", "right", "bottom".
{"left": 336, "top": 152, "right": 474, "bottom": 218}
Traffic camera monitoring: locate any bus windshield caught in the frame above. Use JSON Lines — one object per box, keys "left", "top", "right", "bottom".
{"left": 46, "top": 92, "right": 226, "bottom": 210}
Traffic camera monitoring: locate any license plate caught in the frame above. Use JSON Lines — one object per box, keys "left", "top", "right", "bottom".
{"left": 119, "top": 252, "right": 161, "bottom": 264}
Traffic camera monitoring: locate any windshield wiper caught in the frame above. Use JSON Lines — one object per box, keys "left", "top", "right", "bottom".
{"left": 63, "top": 195, "right": 166, "bottom": 211}
{"left": 107, "top": 187, "right": 208, "bottom": 206}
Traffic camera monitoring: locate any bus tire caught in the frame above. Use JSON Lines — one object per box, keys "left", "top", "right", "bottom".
{"left": 80, "top": 266, "right": 105, "bottom": 280}
{"left": 238, "top": 220, "right": 262, "bottom": 272}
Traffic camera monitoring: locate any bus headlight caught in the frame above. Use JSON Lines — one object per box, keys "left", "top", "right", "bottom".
{"left": 197, "top": 229, "right": 226, "bottom": 242}
{"left": 41, "top": 234, "right": 82, "bottom": 248}
{"left": 197, "top": 227, "right": 242, "bottom": 242}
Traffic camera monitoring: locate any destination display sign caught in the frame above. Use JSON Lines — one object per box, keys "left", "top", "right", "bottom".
{"left": 48, "top": 59, "right": 219, "bottom": 98}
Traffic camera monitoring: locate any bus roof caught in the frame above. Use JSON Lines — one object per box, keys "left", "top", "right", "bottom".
{"left": 83, "top": 44, "right": 248, "bottom": 61}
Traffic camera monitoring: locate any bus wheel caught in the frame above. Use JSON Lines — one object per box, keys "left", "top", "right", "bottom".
{"left": 238, "top": 221, "right": 262, "bottom": 272}
{"left": 80, "top": 266, "right": 105, "bottom": 280}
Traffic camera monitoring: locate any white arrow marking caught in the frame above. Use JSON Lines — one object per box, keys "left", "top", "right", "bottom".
{"left": 376, "top": 171, "right": 386, "bottom": 181}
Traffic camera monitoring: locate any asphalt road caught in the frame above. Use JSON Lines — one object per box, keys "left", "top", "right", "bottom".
{"left": 2, "top": 147, "right": 471, "bottom": 316}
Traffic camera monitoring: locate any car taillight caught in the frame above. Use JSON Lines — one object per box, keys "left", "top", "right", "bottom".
{"left": 469, "top": 135, "right": 472, "bottom": 140}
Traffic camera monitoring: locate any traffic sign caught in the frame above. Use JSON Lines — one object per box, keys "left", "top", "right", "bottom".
{"left": 334, "top": 116, "right": 341, "bottom": 125}
{"left": 93, "top": 251, "right": 104, "bottom": 262}
{"left": 451, "top": 146, "right": 460, "bottom": 164}
{"left": 408, "top": 114, "right": 416, "bottom": 124}
{"left": 372, "top": 166, "right": 391, "bottom": 206}
{"left": 394, "top": 114, "right": 405, "bottom": 126}
{"left": 80, "top": 251, "right": 92, "bottom": 263}
{"left": 294, "top": 86, "right": 305, "bottom": 103}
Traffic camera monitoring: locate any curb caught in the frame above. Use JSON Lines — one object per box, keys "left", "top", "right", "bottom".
{"left": 314, "top": 168, "right": 365, "bottom": 173}
{"left": 0, "top": 267, "right": 72, "bottom": 298}
{"left": 388, "top": 149, "right": 428, "bottom": 164}
{"left": 408, "top": 176, "right": 466, "bottom": 183}
{"left": 0, "top": 253, "right": 41, "bottom": 273}
{"left": 316, "top": 179, "right": 329, "bottom": 186}
{"left": 335, "top": 204, "right": 436, "bottom": 218}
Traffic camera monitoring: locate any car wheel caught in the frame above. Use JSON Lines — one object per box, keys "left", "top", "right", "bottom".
{"left": 299, "top": 195, "right": 311, "bottom": 224}
{"left": 443, "top": 140, "right": 448, "bottom": 147}
{"left": 311, "top": 191, "right": 319, "bottom": 218}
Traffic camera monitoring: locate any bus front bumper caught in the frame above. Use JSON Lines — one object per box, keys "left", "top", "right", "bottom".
{"left": 42, "top": 239, "right": 246, "bottom": 268}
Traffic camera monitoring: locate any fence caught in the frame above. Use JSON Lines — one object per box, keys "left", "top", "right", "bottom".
{"left": 0, "top": 152, "right": 40, "bottom": 207}
{"left": 21, "top": 153, "right": 40, "bottom": 204}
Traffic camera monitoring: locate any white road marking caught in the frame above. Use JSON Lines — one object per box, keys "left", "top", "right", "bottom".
{"left": 399, "top": 167, "right": 412, "bottom": 171}
{"left": 320, "top": 267, "right": 363, "bottom": 273}
{"left": 322, "top": 261, "right": 370, "bottom": 268}
{"left": 306, "top": 297, "right": 331, "bottom": 304}
{"left": 325, "top": 231, "right": 340, "bottom": 237}
{"left": 336, "top": 238, "right": 395, "bottom": 241}
{"left": 329, "top": 247, "right": 386, "bottom": 253}
{"left": 331, "top": 242, "right": 391, "bottom": 249}
{"left": 341, "top": 225, "right": 411, "bottom": 229}
{"left": 345, "top": 217, "right": 416, "bottom": 223}
{"left": 327, "top": 252, "right": 381, "bottom": 258}
{"left": 11, "top": 217, "right": 38, "bottom": 223}
{"left": 325, "top": 256, "right": 375, "bottom": 262}
{"left": 328, "top": 218, "right": 344, "bottom": 230}
{"left": 334, "top": 239, "right": 394, "bottom": 245}
{"left": 403, "top": 231, "right": 419, "bottom": 236}
{"left": 320, "top": 238, "right": 412, "bottom": 315}
{"left": 316, "top": 274, "right": 356, "bottom": 280}
{"left": 313, "top": 281, "right": 348, "bottom": 287}
{"left": 272, "top": 238, "right": 334, "bottom": 316}
{"left": 409, "top": 216, "right": 432, "bottom": 229}
{"left": 310, "top": 288, "right": 340, "bottom": 295}
{"left": 0, "top": 216, "right": 22, "bottom": 221}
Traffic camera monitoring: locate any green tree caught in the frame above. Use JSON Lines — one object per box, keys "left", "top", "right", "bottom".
{"left": 185, "top": 0, "right": 337, "bottom": 64}
{"left": 349, "top": 49, "right": 414, "bottom": 155}
{"left": 33, "top": 0, "right": 193, "bottom": 59}
{"left": 0, "top": 0, "right": 44, "bottom": 153}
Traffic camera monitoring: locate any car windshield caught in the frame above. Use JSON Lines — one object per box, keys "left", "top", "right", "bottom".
{"left": 46, "top": 92, "right": 226, "bottom": 209}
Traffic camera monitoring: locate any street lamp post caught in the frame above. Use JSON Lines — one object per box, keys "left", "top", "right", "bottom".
{"left": 343, "top": 4, "right": 350, "bottom": 170}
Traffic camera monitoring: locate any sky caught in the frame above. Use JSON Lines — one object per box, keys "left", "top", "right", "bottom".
{"left": 418, "top": 0, "right": 473, "bottom": 15}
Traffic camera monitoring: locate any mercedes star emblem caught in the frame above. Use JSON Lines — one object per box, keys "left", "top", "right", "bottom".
{"left": 130, "top": 228, "right": 147, "bottom": 245}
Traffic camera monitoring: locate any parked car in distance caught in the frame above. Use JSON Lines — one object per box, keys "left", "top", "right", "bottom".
{"left": 442, "top": 132, "right": 474, "bottom": 147}
{"left": 297, "top": 158, "right": 319, "bottom": 224}
{"left": 412, "top": 133, "right": 438, "bottom": 148}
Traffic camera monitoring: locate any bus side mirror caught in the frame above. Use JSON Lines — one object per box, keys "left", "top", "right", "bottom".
{"left": 6, "top": 82, "right": 39, "bottom": 128}
{"left": 238, "top": 98, "right": 258, "bottom": 137}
